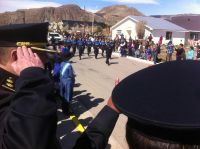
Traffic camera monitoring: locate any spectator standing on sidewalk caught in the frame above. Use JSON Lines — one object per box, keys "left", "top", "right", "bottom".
{"left": 197, "top": 45, "right": 200, "bottom": 60}
{"left": 186, "top": 46, "right": 194, "bottom": 60}
{"left": 166, "top": 41, "right": 174, "bottom": 62}
{"left": 145, "top": 45, "right": 152, "bottom": 61}
{"left": 152, "top": 44, "right": 158, "bottom": 64}
{"left": 175, "top": 43, "right": 185, "bottom": 61}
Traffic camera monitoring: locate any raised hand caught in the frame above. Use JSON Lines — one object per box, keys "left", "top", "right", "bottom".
{"left": 12, "top": 46, "right": 44, "bottom": 76}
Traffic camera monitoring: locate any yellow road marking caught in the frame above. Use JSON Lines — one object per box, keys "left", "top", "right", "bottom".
{"left": 69, "top": 115, "right": 85, "bottom": 134}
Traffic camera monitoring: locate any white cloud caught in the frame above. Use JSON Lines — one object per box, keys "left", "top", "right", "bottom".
{"left": 186, "top": 2, "right": 200, "bottom": 14}
{"left": 0, "top": 0, "right": 62, "bottom": 13}
{"left": 103, "top": 0, "right": 159, "bottom": 4}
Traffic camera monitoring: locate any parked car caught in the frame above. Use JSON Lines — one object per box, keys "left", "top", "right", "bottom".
{"left": 47, "top": 32, "right": 64, "bottom": 42}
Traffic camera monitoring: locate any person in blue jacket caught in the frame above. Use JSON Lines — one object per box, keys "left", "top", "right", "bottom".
{"left": 186, "top": 46, "right": 194, "bottom": 60}
{"left": 59, "top": 53, "right": 75, "bottom": 114}
{"left": 71, "top": 36, "right": 77, "bottom": 56}
{"left": 77, "top": 38, "right": 85, "bottom": 60}
{"left": 100, "top": 39, "right": 106, "bottom": 57}
{"left": 93, "top": 38, "right": 100, "bottom": 59}
{"left": 86, "top": 38, "right": 93, "bottom": 56}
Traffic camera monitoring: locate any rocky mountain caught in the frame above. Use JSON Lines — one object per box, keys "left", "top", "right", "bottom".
{"left": 0, "top": 4, "right": 144, "bottom": 26}
{"left": 96, "top": 5, "right": 144, "bottom": 25}
{"left": 0, "top": 4, "right": 104, "bottom": 26}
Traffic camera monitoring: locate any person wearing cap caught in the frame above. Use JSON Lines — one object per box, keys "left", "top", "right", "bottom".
{"left": 75, "top": 60, "right": 200, "bottom": 149}
{"left": 93, "top": 38, "right": 101, "bottom": 59}
{"left": 112, "top": 60, "right": 200, "bottom": 149}
{"left": 73, "top": 97, "right": 120, "bottom": 149}
{"left": 0, "top": 23, "right": 60, "bottom": 149}
{"left": 77, "top": 38, "right": 85, "bottom": 60}
{"left": 105, "top": 39, "right": 114, "bottom": 65}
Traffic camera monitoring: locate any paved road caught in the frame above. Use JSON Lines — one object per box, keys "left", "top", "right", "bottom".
{"left": 70, "top": 52, "right": 150, "bottom": 149}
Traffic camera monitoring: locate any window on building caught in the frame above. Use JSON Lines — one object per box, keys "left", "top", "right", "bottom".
{"left": 166, "top": 32, "right": 172, "bottom": 40}
{"left": 190, "top": 32, "right": 199, "bottom": 41}
{"left": 117, "top": 30, "right": 122, "bottom": 35}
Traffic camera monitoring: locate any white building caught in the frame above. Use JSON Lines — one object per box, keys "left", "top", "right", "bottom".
{"left": 111, "top": 16, "right": 188, "bottom": 45}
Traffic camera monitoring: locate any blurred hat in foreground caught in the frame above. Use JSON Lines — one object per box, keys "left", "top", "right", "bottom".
{"left": 0, "top": 23, "right": 56, "bottom": 53}
{"left": 112, "top": 60, "right": 200, "bottom": 144}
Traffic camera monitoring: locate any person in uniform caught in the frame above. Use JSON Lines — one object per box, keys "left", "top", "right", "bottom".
{"left": 77, "top": 37, "right": 85, "bottom": 60}
{"left": 74, "top": 60, "right": 200, "bottom": 149}
{"left": 86, "top": 38, "right": 93, "bottom": 57}
{"left": 105, "top": 39, "right": 114, "bottom": 65}
{"left": 100, "top": 39, "right": 106, "bottom": 57}
{"left": 64, "top": 36, "right": 72, "bottom": 51}
{"left": 0, "top": 23, "right": 60, "bottom": 149}
{"left": 93, "top": 38, "right": 100, "bottom": 59}
{"left": 71, "top": 36, "right": 77, "bottom": 56}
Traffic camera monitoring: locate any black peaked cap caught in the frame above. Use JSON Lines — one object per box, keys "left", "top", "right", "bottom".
{"left": 112, "top": 60, "right": 200, "bottom": 144}
{"left": 0, "top": 23, "right": 49, "bottom": 47}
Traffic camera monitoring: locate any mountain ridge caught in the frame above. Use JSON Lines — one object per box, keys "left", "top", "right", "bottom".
{"left": 0, "top": 4, "right": 144, "bottom": 26}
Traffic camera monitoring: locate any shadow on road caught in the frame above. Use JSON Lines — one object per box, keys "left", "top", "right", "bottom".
{"left": 74, "top": 83, "right": 81, "bottom": 88}
{"left": 110, "top": 62, "right": 119, "bottom": 65}
{"left": 73, "top": 90, "right": 87, "bottom": 96}
{"left": 72, "top": 90, "right": 105, "bottom": 118}
{"left": 57, "top": 103, "right": 93, "bottom": 149}
{"left": 57, "top": 83, "right": 106, "bottom": 148}
{"left": 81, "top": 57, "right": 93, "bottom": 60}
{"left": 110, "top": 57, "right": 119, "bottom": 60}
{"left": 70, "top": 61, "right": 77, "bottom": 64}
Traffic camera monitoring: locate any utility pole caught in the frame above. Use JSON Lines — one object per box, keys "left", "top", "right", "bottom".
{"left": 92, "top": 13, "right": 94, "bottom": 35}
{"left": 84, "top": 5, "right": 86, "bottom": 34}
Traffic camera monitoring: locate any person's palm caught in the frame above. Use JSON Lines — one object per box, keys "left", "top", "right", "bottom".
{"left": 12, "top": 47, "right": 44, "bottom": 76}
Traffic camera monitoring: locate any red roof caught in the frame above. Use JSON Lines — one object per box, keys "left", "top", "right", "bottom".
{"left": 170, "top": 15, "right": 200, "bottom": 31}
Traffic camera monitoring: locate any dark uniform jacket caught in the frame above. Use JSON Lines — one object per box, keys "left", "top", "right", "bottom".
{"left": 0, "top": 67, "right": 58, "bottom": 149}
{"left": 73, "top": 106, "right": 119, "bottom": 149}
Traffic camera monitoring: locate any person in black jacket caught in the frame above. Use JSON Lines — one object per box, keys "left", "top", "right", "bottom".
{"left": 0, "top": 23, "right": 121, "bottom": 149}
{"left": 175, "top": 43, "right": 185, "bottom": 60}
{"left": 105, "top": 40, "right": 114, "bottom": 65}
{"left": 0, "top": 23, "right": 60, "bottom": 149}
{"left": 0, "top": 46, "right": 60, "bottom": 149}
{"left": 73, "top": 97, "right": 120, "bottom": 149}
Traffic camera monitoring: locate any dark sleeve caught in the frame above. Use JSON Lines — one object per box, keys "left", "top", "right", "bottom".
{"left": 73, "top": 106, "right": 119, "bottom": 149}
{"left": 2, "top": 67, "right": 58, "bottom": 149}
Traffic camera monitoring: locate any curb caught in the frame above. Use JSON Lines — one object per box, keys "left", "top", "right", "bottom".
{"left": 112, "top": 52, "right": 154, "bottom": 65}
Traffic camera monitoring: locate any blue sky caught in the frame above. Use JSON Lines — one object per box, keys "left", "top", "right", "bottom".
{"left": 0, "top": 0, "right": 200, "bottom": 15}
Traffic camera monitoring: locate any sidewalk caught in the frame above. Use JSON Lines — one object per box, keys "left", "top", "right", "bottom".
{"left": 112, "top": 52, "right": 154, "bottom": 65}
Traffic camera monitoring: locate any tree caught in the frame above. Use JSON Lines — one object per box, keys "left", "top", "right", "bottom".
{"left": 136, "top": 21, "right": 145, "bottom": 39}
{"left": 48, "top": 21, "right": 64, "bottom": 33}
{"left": 95, "top": 26, "right": 103, "bottom": 33}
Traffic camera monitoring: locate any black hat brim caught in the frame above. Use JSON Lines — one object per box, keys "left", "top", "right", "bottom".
{"left": 112, "top": 60, "right": 200, "bottom": 144}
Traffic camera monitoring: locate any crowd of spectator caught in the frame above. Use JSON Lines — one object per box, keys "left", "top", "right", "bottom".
{"left": 114, "top": 34, "right": 200, "bottom": 64}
